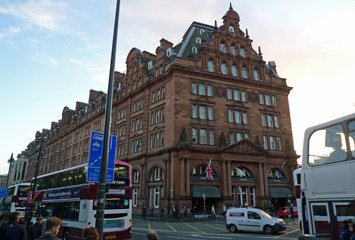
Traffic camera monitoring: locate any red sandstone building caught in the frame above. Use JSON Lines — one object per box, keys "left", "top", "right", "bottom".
{"left": 25, "top": 4, "right": 298, "bottom": 216}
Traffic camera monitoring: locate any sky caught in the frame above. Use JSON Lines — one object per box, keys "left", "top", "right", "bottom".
{"left": 0, "top": 0, "right": 354, "bottom": 175}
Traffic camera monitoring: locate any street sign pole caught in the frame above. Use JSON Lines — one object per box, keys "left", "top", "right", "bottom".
{"left": 95, "top": 1, "right": 121, "bottom": 239}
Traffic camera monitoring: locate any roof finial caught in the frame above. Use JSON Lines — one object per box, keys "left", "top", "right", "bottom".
{"left": 246, "top": 28, "right": 249, "bottom": 38}
{"left": 229, "top": 2, "right": 233, "bottom": 10}
{"left": 258, "top": 46, "right": 262, "bottom": 57}
{"left": 214, "top": 20, "right": 218, "bottom": 29}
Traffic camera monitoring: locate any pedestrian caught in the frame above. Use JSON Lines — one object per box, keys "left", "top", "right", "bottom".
{"left": 146, "top": 230, "right": 160, "bottom": 240}
{"left": 289, "top": 204, "right": 294, "bottom": 220}
{"left": 142, "top": 203, "right": 147, "bottom": 220}
{"left": 28, "top": 216, "right": 44, "bottom": 240}
{"left": 150, "top": 207, "right": 154, "bottom": 217}
{"left": 222, "top": 204, "right": 227, "bottom": 217}
{"left": 82, "top": 226, "right": 99, "bottom": 240}
{"left": 35, "top": 216, "right": 62, "bottom": 240}
{"left": 211, "top": 205, "right": 216, "bottom": 217}
{"left": 0, "top": 212, "right": 27, "bottom": 240}
{"left": 160, "top": 207, "right": 164, "bottom": 219}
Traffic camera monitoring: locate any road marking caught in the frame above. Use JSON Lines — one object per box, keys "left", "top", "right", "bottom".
{"left": 192, "top": 234, "right": 233, "bottom": 239}
{"left": 205, "top": 223, "right": 226, "bottom": 232}
{"left": 165, "top": 222, "right": 177, "bottom": 232}
{"left": 275, "top": 228, "right": 300, "bottom": 238}
{"left": 183, "top": 222, "right": 205, "bottom": 233}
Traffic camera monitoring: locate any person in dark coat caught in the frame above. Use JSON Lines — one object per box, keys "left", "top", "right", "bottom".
{"left": 28, "top": 216, "right": 44, "bottom": 240}
{"left": 35, "top": 217, "right": 62, "bottom": 240}
{"left": 82, "top": 226, "right": 99, "bottom": 240}
{"left": 0, "top": 212, "right": 27, "bottom": 240}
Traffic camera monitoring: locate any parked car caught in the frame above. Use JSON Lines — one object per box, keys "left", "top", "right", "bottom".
{"left": 277, "top": 206, "right": 298, "bottom": 218}
{"left": 226, "top": 207, "right": 286, "bottom": 234}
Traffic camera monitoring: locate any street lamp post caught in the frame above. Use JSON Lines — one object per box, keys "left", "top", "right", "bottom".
{"left": 5, "top": 153, "right": 15, "bottom": 188}
{"left": 31, "top": 136, "right": 46, "bottom": 207}
{"left": 1, "top": 153, "right": 15, "bottom": 211}
{"left": 95, "top": 1, "right": 121, "bottom": 239}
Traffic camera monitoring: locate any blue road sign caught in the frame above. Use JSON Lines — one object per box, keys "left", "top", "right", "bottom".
{"left": 87, "top": 131, "right": 117, "bottom": 183}
{"left": 0, "top": 188, "right": 8, "bottom": 198}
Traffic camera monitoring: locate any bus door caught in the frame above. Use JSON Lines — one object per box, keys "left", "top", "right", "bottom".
{"left": 310, "top": 202, "right": 331, "bottom": 236}
{"left": 333, "top": 201, "right": 355, "bottom": 238}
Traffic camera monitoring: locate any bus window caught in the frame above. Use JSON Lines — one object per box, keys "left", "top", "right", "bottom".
{"left": 311, "top": 203, "right": 330, "bottom": 236}
{"left": 308, "top": 124, "right": 347, "bottom": 166}
{"left": 349, "top": 120, "right": 355, "bottom": 158}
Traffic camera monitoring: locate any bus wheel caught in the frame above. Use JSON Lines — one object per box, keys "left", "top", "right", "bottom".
{"left": 63, "top": 231, "right": 70, "bottom": 240}
{"left": 263, "top": 225, "right": 274, "bottom": 235}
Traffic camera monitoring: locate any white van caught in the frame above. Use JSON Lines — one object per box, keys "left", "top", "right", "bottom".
{"left": 226, "top": 207, "right": 286, "bottom": 234}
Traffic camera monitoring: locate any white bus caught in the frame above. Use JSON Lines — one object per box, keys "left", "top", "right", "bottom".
{"left": 299, "top": 113, "right": 355, "bottom": 239}
{"left": 2, "top": 183, "right": 31, "bottom": 216}
{"left": 31, "top": 160, "right": 132, "bottom": 240}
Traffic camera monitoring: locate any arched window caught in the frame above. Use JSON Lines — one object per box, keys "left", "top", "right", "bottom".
{"left": 242, "top": 66, "right": 248, "bottom": 78}
{"left": 232, "top": 167, "right": 252, "bottom": 178}
{"left": 240, "top": 47, "right": 246, "bottom": 57}
{"left": 229, "top": 26, "right": 235, "bottom": 36}
{"left": 208, "top": 59, "right": 214, "bottom": 72}
{"left": 191, "top": 164, "right": 217, "bottom": 178}
{"left": 196, "top": 38, "right": 201, "bottom": 44}
{"left": 268, "top": 168, "right": 285, "bottom": 179}
{"left": 253, "top": 69, "right": 260, "bottom": 80}
{"left": 192, "top": 47, "right": 197, "bottom": 54}
{"left": 150, "top": 167, "right": 163, "bottom": 181}
{"left": 230, "top": 44, "right": 236, "bottom": 56}
{"left": 232, "top": 65, "right": 238, "bottom": 77}
{"left": 220, "top": 42, "right": 226, "bottom": 53}
{"left": 221, "top": 63, "right": 227, "bottom": 75}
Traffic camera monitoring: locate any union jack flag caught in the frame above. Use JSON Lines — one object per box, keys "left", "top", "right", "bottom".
{"left": 205, "top": 159, "right": 214, "bottom": 180}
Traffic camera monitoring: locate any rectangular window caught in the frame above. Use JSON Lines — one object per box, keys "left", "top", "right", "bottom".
{"left": 227, "top": 89, "right": 232, "bottom": 100}
{"left": 209, "top": 129, "right": 214, "bottom": 145}
{"left": 192, "top": 105, "right": 198, "bottom": 119}
{"left": 261, "top": 114, "right": 267, "bottom": 127}
{"left": 192, "top": 82, "right": 197, "bottom": 94}
{"left": 259, "top": 94, "right": 264, "bottom": 105}
{"left": 153, "top": 187, "right": 160, "bottom": 208}
{"left": 200, "top": 129, "right": 207, "bottom": 144}
{"left": 267, "top": 115, "right": 273, "bottom": 127}
{"left": 274, "top": 116, "right": 279, "bottom": 128}
{"left": 270, "top": 136, "right": 275, "bottom": 150}
{"left": 235, "top": 111, "right": 241, "bottom": 124}
{"left": 250, "top": 187, "right": 255, "bottom": 207}
{"left": 236, "top": 132, "right": 242, "bottom": 142}
{"left": 207, "top": 85, "right": 213, "bottom": 96}
{"left": 192, "top": 128, "right": 197, "bottom": 143}
{"left": 243, "top": 112, "right": 248, "bottom": 125}
{"left": 199, "top": 83, "right": 205, "bottom": 96}
{"left": 241, "top": 91, "right": 247, "bottom": 102}
{"left": 199, "top": 105, "right": 206, "bottom": 120}
{"left": 228, "top": 109, "right": 233, "bottom": 123}
{"left": 233, "top": 89, "right": 240, "bottom": 101}
{"left": 133, "top": 188, "right": 138, "bottom": 207}
{"left": 265, "top": 95, "right": 271, "bottom": 106}
{"left": 207, "top": 106, "right": 213, "bottom": 120}
{"left": 263, "top": 135, "right": 268, "bottom": 149}
{"left": 272, "top": 96, "right": 277, "bottom": 106}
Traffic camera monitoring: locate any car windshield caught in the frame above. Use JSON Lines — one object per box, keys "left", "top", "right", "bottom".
{"left": 259, "top": 209, "right": 272, "bottom": 218}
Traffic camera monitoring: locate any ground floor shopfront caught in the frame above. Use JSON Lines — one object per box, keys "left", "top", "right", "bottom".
{"left": 130, "top": 140, "right": 298, "bottom": 216}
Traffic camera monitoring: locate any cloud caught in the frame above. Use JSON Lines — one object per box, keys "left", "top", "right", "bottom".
{"left": 0, "top": 0, "right": 67, "bottom": 30}
{"left": 69, "top": 58, "right": 108, "bottom": 83}
{"left": 33, "top": 52, "right": 59, "bottom": 66}
{"left": 0, "top": 26, "right": 20, "bottom": 39}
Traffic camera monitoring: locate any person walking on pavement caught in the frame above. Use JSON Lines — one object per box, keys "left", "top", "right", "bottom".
{"left": 35, "top": 216, "right": 62, "bottom": 240}
{"left": 0, "top": 212, "right": 27, "bottom": 240}
{"left": 28, "top": 216, "right": 44, "bottom": 240}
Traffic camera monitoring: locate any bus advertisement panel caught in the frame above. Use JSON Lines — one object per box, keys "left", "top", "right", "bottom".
{"left": 32, "top": 160, "right": 132, "bottom": 240}
{"left": 299, "top": 113, "right": 355, "bottom": 239}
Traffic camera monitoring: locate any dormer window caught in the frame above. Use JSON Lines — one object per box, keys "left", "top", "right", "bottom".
{"left": 221, "top": 63, "right": 227, "bottom": 75}
{"left": 229, "top": 26, "right": 235, "bottom": 36}
{"left": 232, "top": 65, "right": 238, "bottom": 77}
{"left": 192, "top": 47, "right": 197, "bottom": 54}
{"left": 147, "top": 61, "right": 153, "bottom": 70}
{"left": 208, "top": 59, "right": 214, "bottom": 72}
{"left": 196, "top": 38, "right": 201, "bottom": 44}
{"left": 220, "top": 42, "right": 226, "bottom": 53}
{"left": 230, "top": 44, "right": 236, "bottom": 56}
{"left": 242, "top": 66, "right": 248, "bottom": 78}
{"left": 166, "top": 48, "right": 172, "bottom": 56}
{"left": 199, "top": 29, "right": 205, "bottom": 35}
{"left": 253, "top": 69, "right": 260, "bottom": 80}
{"left": 240, "top": 47, "right": 246, "bottom": 57}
